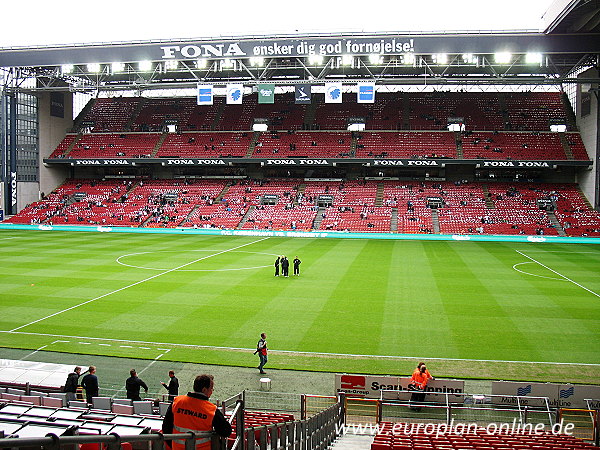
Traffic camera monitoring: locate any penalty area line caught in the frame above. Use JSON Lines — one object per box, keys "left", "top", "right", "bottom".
{"left": 8, "top": 237, "right": 270, "bottom": 333}
{"left": 516, "top": 250, "right": 600, "bottom": 299}
{"left": 2, "top": 329, "right": 599, "bottom": 367}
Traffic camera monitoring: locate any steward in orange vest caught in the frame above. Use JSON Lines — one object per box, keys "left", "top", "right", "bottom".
{"left": 162, "top": 374, "right": 232, "bottom": 450}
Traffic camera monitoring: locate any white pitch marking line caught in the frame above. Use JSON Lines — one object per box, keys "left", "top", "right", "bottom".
{"left": 512, "top": 262, "right": 564, "bottom": 281}
{"left": 113, "top": 349, "right": 171, "bottom": 398}
{"left": 516, "top": 249, "right": 600, "bottom": 298}
{"left": 20, "top": 344, "right": 49, "bottom": 360}
{"left": 3, "top": 329, "right": 598, "bottom": 367}
{"left": 9, "top": 237, "right": 270, "bottom": 332}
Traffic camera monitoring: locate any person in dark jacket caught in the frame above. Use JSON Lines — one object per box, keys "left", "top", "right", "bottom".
{"left": 293, "top": 256, "right": 301, "bottom": 276}
{"left": 80, "top": 366, "right": 99, "bottom": 404}
{"left": 274, "top": 256, "right": 280, "bottom": 276}
{"left": 162, "top": 374, "right": 231, "bottom": 450}
{"left": 126, "top": 369, "right": 148, "bottom": 401}
{"left": 161, "top": 370, "right": 179, "bottom": 402}
{"left": 281, "top": 256, "right": 289, "bottom": 277}
{"left": 64, "top": 366, "right": 85, "bottom": 402}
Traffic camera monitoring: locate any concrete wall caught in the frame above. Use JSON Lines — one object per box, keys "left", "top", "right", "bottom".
{"left": 576, "top": 68, "right": 599, "bottom": 208}
{"left": 17, "top": 181, "right": 41, "bottom": 212}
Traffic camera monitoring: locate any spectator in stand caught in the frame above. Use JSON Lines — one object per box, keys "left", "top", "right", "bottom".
{"left": 126, "top": 369, "right": 149, "bottom": 401}
{"left": 81, "top": 366, "right": 99, "bottom": 404}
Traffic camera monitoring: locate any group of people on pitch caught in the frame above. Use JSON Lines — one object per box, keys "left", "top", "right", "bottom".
{"left": 274, "top": 255, "right": 301, "bottom": 277}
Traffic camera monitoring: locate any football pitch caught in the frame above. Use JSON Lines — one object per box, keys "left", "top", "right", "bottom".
{"left": 1, "top": 229, "right": 599, "bottom": 384}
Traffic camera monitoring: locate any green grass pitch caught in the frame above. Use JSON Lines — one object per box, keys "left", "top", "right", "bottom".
{"left": 0, "top": 229, "right": 599, "bottom": 384}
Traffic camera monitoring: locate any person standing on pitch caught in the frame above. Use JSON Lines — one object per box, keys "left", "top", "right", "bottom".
{"left": 161, "top": 370, "right": 179, "bottom": 402}
{"left": 80, "top": 366, "right": 99, "bottom": 405}
{"left": 281, "top": 256, "right": 289, "bottom": 277}
{"left": 274, "top": 256, "right": 280, "bottom": 276}
{"left": 255, "top": 333, "right": 268, "bottom": 374}
{"left": 293, "top": 256, "right": 301, "bottom": 276}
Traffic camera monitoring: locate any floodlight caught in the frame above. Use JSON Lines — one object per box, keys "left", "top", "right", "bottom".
{"left": 61, "top": 64, "right": 74, "bottom": 74}
{"left": 111, "top": 62, "right": 125, "bottom": 73}
{"left": 308, "top": 54, "right": 324, "bottom": 65}
{"left": 250, "top": 57, "right": 264, "bottom": 67}
{"left": 462, "top": 54, "right": 477, "bottom": 64}
{"left": 196, "top": 58, "right": 207, "bottom": 69}
{"left": 369, "top": 54, "right": 383, "bottom": 64}
{"left": 87, "top": 63, "right": 101, "bottom": 73}
{"left": 525, "top": 52, "right": 543, "bottom": 64}
{"left": 433, "top": 53, "right": 448, "bottom": 64}
{"left": 402, "top": 53, "right": 415, "bottom": 65}
{"left": 138, "top": 60, "right": 153, "bottom": 71}
{"left": 165, "top": 60, "right": 178, "bottom": 70}
{"left": 222, "top": 59, "right": 235, "bottom": 69}
{"left": 342, "top": 55, "right": 353, "bottom": 66}
{"left": 494, "top": 52, "right": 512, "bottom": 64}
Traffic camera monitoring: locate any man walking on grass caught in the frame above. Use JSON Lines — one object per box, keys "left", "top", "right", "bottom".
{"left": 255, "top": 333, "right": 268, "bottom": 374}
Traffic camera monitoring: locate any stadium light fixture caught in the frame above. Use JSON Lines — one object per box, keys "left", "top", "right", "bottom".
{"left": 61, "top": 64, "right": 74, "bottom": 74}
{"left": 308, "top": 54, "right": 324, "bottom": 65}
{"left": 432, "top": 53, "right": 448, "bottom": 65}
{"left": 369, "top": 54, "right": 383, "bottom": 64}
{"left": 494, "top": 52, "right": 512, "bottom": 64}
{"left": 138, "top": 60, "right": 153, "bottom": 71}
{"left": 111, "top": 62, "right": 125, "bottom": 73}
{"left": 87, "top": 63, "right": 101, "bottom": 73}
{"left": 525, "top": 52, "right": 543, "bottom": 65}
{"left": 462, "top": 54, "right": 478, "bottom": 64}
{"left": 250, "top": 57, "right": 265, "bottom": 67}
{"left": 165, "top": 60, "right": 178, "bottom": 70}
{"left": 401, "top": 53, "right": 415, "bottom": 65}
{"left": 196, "top": 58, "right": 207, "bottom": 69}
{"left": 341, "top": 54, "right": 354, "bottom": 66}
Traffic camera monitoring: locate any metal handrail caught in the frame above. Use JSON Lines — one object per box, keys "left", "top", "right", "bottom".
{"left": 0, "top": 431, "right": 219, "bottom": 450}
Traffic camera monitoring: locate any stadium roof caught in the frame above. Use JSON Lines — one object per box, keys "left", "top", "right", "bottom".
{"left": 0, "top": 1, "right": 598, "bottom": 92}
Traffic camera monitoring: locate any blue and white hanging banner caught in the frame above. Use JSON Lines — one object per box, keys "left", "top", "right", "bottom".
{"left": 357, "top": 83, "right": 375, "bottom": 103}
{"left": 226, "top": 84, "right": 244, "bottom": 104}
{"left": 324, "top": 82, "right": 343, "bottom": 104}
{"left": 295, "top": 84, "right": 312, "bottom": 104}
{"left": 197, "top": 84, "right": 213, "bottom": 105}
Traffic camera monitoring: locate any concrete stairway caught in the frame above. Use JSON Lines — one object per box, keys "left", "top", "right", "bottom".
{"left": 329, "top": 431, "right": 375, "bottom": 450}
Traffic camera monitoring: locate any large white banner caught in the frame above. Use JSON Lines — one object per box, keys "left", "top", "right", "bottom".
{"left": 491, "top": 381, "right": 600, "bottom": 409}
{"left": 226, "top": 84, "right": 244, "bottom": 104}
{"left": 335, "top": 374, "right": 465, "bottom": 402}
{"left": 324, "top": 82, "right": 343, "bottom": 103}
